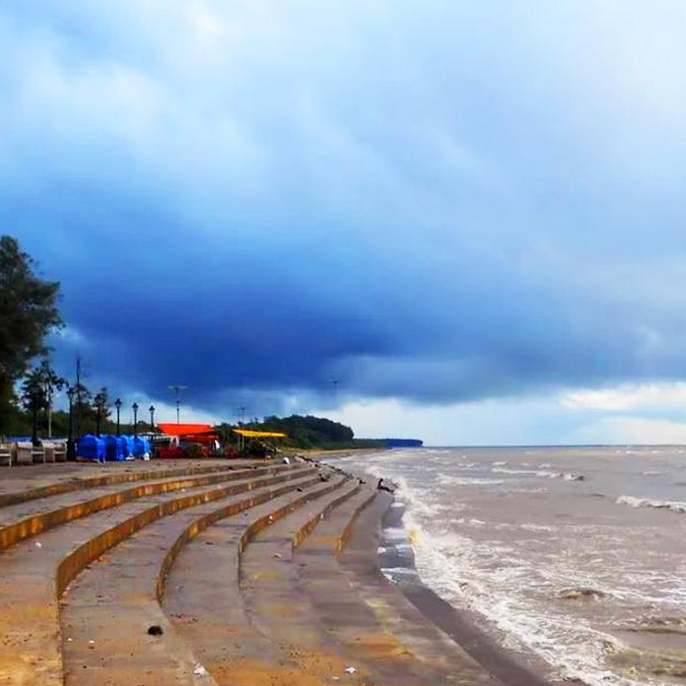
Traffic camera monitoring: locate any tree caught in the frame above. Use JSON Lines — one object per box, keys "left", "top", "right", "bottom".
{"left": 39, "top": 358, "right": 65, "bottom": 439}
{"left": 71, "top": 380, "right": 92, "bottom": 437}
{"left": 19, "top": 358, "right": 65, "bottom": 443}
{"left": 0, "top": 236, "right": 62, "bottom": 433}
{"left": 92, "top": 387, "right": 110, "bottom": 436}
{"left": 20, "top": 366, "right": 48, "bottom": 445}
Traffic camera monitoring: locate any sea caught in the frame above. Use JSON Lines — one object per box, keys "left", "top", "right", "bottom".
{"left": 331, "top": 446, "right": 686, "bottom": 686}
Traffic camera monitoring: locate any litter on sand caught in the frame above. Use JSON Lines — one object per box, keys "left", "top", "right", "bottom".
{"left": 193, "top": 663, "right": 209, "bottom": 677}
{"left": 344, "top": 667, "right": 357, "bottom": 674}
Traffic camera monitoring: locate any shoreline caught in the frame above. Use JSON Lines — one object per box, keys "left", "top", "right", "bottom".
{"left": 378, "top": 498, "right": 563, "bottom": 686}
{"left": 328, "top": 454, "right": 565, "bottom": 686}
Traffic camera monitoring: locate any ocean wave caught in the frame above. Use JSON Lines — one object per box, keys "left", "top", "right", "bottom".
{"left": 491, "top": 467, "right": 585, "bottom": 481}
{"left": 397, "top": 506, "right": 643, "bottom": 686}
{"left": 438, "top": 474, "right": 504, "bottom": 486}
{"left": 456, "top": 517, "right": 487, "bottom": 527}
{"left": 491, "top": 460, "right": 508, "bottom": 466}
{"left": 616, "top": 495, "right": 686, "bottom": 514}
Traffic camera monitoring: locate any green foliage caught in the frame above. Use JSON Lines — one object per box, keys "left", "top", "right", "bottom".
{"left": 246, "top": 414, "right": 355, "bottom": 449}
{"left": 0, "top": 236, "right": 62, "bottom": 433}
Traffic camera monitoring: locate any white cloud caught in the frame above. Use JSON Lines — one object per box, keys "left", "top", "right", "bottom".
{"left": 560, "top": 382, "right": 686, "bottom": 411}
{"left": 574, "top": 417, "right": 686, "bottom": 445}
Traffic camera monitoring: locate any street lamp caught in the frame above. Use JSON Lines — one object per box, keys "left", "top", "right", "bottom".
{"left": 114, "top": 398, "right": 122, "bottom": 436}
{"left": 149, "top": 405, "right": 155, "bottom": 432}
{"left": 132, "top": 402, "right": 139, "bottom": 436}
{"left": 66, "top": 387, "right": 76, "bottom": 461}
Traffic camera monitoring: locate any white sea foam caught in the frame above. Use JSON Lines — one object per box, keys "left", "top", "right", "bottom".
{"left": 491, "top": 460, "right": 508, "bottom": 466}
{"left": 439, "top": 474, "right": 504, "bottom": 486}
{"left": 491, "top": 467, "right": 584, "bottom": 481}
{"left": 616, "top": 495, "right": 686, "bottom": 514}
{"left": 456, "top": 517, "right": 487, "bottom": 527}
{"left": 399, "top": 505, "right": 643, "bottom": 686}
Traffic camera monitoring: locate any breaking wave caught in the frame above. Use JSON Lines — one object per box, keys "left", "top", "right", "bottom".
{"left": 491, "top": 467, "right": 585, "bottom": 481}
{"left": 616, "top": 495, "right": 686, "bottom": 515}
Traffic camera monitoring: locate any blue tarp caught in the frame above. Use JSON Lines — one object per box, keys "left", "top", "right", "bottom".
{"left": 132, "top": 436, "right": 150, "bottom": 458}
{"left": 104, "top": 435, "right": 124, "bottom": 461}
{"left": 119, "top": 435, "right": 133, "bottom": 458}
{"left": 77, "top": 434, "right": 105, "bottom": 461}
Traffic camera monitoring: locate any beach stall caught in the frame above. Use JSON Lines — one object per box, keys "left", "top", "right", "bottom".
{"left": 231, "top": 429, "right": 287, "bottom": 458}
{"left": 157, "top": 423, "right": 220, "bottom": 458}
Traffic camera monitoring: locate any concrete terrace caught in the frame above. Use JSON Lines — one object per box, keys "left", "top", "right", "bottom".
{"left": 0, "top": 458, "right": 505, "bottom": 686}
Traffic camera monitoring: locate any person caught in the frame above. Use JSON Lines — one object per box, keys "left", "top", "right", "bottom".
{"left": 377, "top": 478, "right": 394, "bottom": 494}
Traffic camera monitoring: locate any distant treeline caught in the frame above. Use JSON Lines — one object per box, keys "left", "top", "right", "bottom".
{"left": 219, "top": 414, "right": 380, "bottom": 450}
{"left": 218, "top": 414, "right": 423, "bottom": 450}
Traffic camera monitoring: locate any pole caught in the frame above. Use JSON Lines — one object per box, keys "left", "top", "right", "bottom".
{"left": 75, "top": 356, "right": 82, "bottom": 439}
{"left": 115, "top": 399, "right": 121, "bottom": 436}
{"left": 31, "top": 400, "right": 38, "bottom": 446}
{"left": 47, "top": 388, "right": 53, "bottom": 440}
{"left": 67, "top": 389, "right": 75, "bottom": 461}
{"left": 133, "top": 403, "right": 139, "bottom": 436}
{"left": 168, "top": 386, "right": 187, "bottom": 425}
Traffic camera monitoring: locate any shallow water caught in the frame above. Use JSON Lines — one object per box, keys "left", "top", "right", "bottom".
{"left": 333, "top": 446, "right": 686, "bottom": 686}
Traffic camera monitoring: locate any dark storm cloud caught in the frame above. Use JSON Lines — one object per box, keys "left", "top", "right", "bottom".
{"left": 3, "top": 1, "right": 686, "bottom": 414}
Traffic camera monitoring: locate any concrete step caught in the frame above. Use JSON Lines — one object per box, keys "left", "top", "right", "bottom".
{"left": 0, "top": 463, "right": 309, "bottom": 551}
{"left": 234, "top": 481, "right": 388, "bottom": 686}
{"left": 0, "top": 465, "right": 315, "bottom": 686}
{"left": 0, "top": 460, "right": 258, "bottom": 508}
{"left": 60, "top": 472, "right": 326, "bottom": 686}
{"left": 162, "top": 473, "right": 355, "bottom": 685}
{"left": 291, "top": 490, "right": 466, "bottom": 686}
{"left": 336, "top": 494, "right": 499, "bottom": 685}
{"left": 295, "top": 484, "right": 377, "bottom": 556}
{"left": 242, "top": 484, "right": 497, "bottom": 686}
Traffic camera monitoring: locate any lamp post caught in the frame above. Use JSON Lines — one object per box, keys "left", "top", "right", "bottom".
{"left": 132, "top": 402, "right": 139, "bottom": 436}
{"left": 67, "top": 387, "right": 76, "bottom": 461}
{"left": 149, "top": 405, "right": 155, "bottom": 432}
{"left": 114, "top": 398, "right": 122, "bottom": 436}
{"left": 95, "top": 403, "right": 102, "bottom": 437}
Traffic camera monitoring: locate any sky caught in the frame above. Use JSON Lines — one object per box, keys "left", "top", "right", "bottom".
{"left": 3, "top": 1, "right": 686, "bottom": 445}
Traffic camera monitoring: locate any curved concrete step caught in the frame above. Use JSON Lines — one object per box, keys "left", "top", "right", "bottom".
{"left": 60, "top": 472, "right": 326, "bottom": 686}
{"left": 0, "top": 461, "right": 254, "bottom": 508}
{"left": 236, "top": 482, "right": 397, "bottom": 686}
{"left": 290, "top": 489, "right": 468, "bottom": 686}
{"left": 296, "top": 485, "right": 377, "bottom": 556}
{"left": 337, "top": 494, "right": 499, "bottom": 685}
{"left": 0, "top": 465, "right": 314, "bottom": 686}
{"left": 0, "top": 463, "right": 308, "bottom": 551}
{"left": 241, "top": 484, "right": 498, "bottom": 686}
{"left": 163, "top": 473, "right": 355, "bottom": 685}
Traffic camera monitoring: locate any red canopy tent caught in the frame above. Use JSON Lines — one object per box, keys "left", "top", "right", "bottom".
{"left": 157, "top": 423, "right": 218, "bottom": 444}
{"left": 156, "top": 423, "right": 221, "bottom": 458}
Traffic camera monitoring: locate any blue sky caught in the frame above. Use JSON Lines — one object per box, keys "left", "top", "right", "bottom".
{"left": 3, "top": 1, "right": 686, "bottom": 444}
